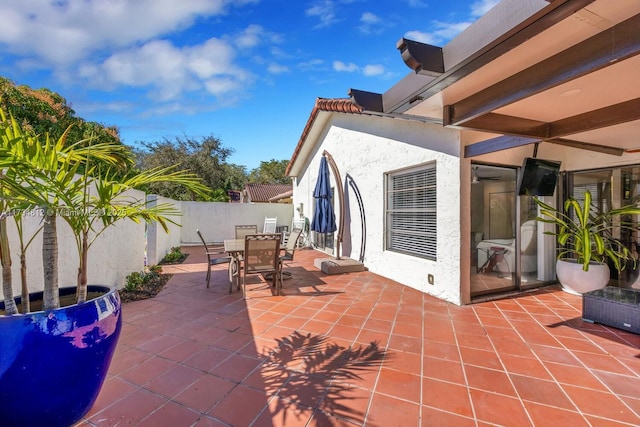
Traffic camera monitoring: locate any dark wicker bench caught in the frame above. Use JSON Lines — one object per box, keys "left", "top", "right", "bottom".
{"left": 582, "top": 286, "right": 640, "bottom": 334}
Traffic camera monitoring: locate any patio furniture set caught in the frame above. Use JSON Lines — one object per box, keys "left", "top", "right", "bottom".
{"left": 197, "top": 219, "right": 304, "bottom": 300}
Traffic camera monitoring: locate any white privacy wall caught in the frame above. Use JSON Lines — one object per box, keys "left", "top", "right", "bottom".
{"left": 180, "top": 202, "right": 294, "bottom": 244}
{"left": 293, "top": 113, "right": 463, "bottom": 305}
{"left": 146, "top": 195, "right": 183, "bottom": 266}
{"left": 0, "top": 190, "right": 146, "bottom": 300}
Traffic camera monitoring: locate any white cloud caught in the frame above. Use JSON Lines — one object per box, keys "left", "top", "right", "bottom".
{"left": 235, "top": 24, "right": 265, "bottom": 49}
{"left": 332, "top": 61, "right": 386, "bottom": 78}
{"left": 363, "top": 64, "right": 385, "bottom": 76}
{"left": 402, "top": 1, "right": 495, "bottom": 46}
{"left": 333, "top": 61, "right": 359, "bottom": 73}
{"left": 405, "top": 20, "right": 472, "bottom": 45}
{"left": 79, "top": 37, "right": 254, "bottom": 102}
{"left": 471, "top": 0, "right": 500, "bottom": 17}
{"left": 306, "top": 0, "right": 338, "bottom": 28}
{"left": 0, "top": 0, "right": 257, "bottom": 64}
{"left": 358, "top": 11, "right": 384, "bottom": 34}
{"left": 360, "top": 12, "right": 380, "bottom": 25}
{"left": 267, "top": 63, "right": 290, "bottom": 75}
{"left": 297, "top": 59, "right": 325, "bottom": 72}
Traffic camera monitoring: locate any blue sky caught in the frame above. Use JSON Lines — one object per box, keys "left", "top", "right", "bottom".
{"left": 0, "top": 0, "right": 498, "bottom": 170}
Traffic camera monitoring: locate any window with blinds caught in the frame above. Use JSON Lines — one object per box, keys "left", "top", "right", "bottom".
{"left": 385, "top": 163, "right": 437, "bottom": 260}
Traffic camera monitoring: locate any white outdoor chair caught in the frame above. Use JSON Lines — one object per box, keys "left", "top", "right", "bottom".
{"left": 263, "top": 217, "right": 277, "bottom": 233}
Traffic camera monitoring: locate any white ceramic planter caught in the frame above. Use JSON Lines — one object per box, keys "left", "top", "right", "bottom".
{"left": 556, "top": 258, "right": 610, "bottom": 295}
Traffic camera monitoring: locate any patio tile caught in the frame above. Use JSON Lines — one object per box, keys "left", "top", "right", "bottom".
{"left": 458, "top": 346, "right": 503, "bottom": 370}
{"left": 145, "top": 364, "right": 205, "bottom": 399}
{"left": 423, "top": 355, "right": 466, "bottom": 384}
{"left": 137, "top": 401, "right": 201, "bottom": 427}
{"left": 464, "top": 365, "right": 516, "bottom": 396}
{"left": 468, "top": 389, "right": 531, "bottom": 426}
{"left": 118, "top": 356, "right": 176, "bottom": 386}
{"left": 375, "top": 368, "right": 421, "bottom": 401}
{"left": 254, "top": 397, "right": 314, "bottom": 427}
{"left": 173, "top": 374, "right": 236, "bottom": 413}
{"left": 522, "top": 401, "right": 589, "bottom": 426}
{"left": 87, "top": 388, "right": 167, "bottom": 426}
{"left": 79, "top": 247, "right": 640, "bottom": 426}
{"left": 366, "top": 393, "right": 420, "bottom": 426}
{"left": 421, "top": 406, "right": 477, "bottom": 427}
{"left": 422, "top": 377, "right": 474, "bottom": 417}
{"left": 499, "top": 353, "right": 553, "bottom": 379}
{"left": 509, "top": 374, "right": 575, "bottom": 409}
{"left": 210, "top": 353, "right": 263, "bottom": 382}
{"left": 207, "top": 384, "right": 269, "bottom": 426}
{"left": 562, "top": 384, "right": 640, "bottom": 424}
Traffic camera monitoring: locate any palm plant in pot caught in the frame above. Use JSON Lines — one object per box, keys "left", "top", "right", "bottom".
{"left": 0, "top": 112, "right": 210, "bottom": 426}
{"left": 534, "top": 190, "right": 640, "bottom": 295}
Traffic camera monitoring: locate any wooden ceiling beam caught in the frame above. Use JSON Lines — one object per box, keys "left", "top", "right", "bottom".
{"left": 548, "top": 97, "right": 640, "bottom": 137}
{"left": 390, "top": 0, "right": 595, "bottom": 113}
{"left": 450, "top": 112, "right": 548, "bottom": 138}
{"left": 452, "top": 97, "right": 640, "bottom": 142}
{"left": 446, "top": 13, "right": 640, "bottom": 126}
{"left": 464, "top": 135, "right": 539, "bottom": 158}
{"left": 464, "top": 135, "right": 625, "bottom": 158}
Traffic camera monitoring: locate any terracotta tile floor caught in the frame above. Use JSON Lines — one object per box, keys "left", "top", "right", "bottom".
{"left": 78, "top": 246, "right": 640, "bottom": 426}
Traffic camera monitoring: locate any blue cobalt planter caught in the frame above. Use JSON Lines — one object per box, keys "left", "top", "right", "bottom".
{"left": 0, "top": 285, "right": 122, "bottom": 427}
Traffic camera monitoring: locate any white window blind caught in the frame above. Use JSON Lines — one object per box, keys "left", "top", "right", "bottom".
{"left": 386, "top": 164, "right": 437, "bottom": 260}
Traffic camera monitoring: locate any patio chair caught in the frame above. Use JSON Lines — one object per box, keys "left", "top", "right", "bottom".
{"left": 242, "top": 233, "right": 282, "bottom": 299}
{"left": 235, "top": 224, "right": 258, "bottom": 239}
{"left": 196, "top": 229, "right": 231, "bottom": 288}
{"left": 279, "top": 228, "right": 303, "bottom": 280}
{"left": 263, "top": 216, "right": 277, "bottom": 233}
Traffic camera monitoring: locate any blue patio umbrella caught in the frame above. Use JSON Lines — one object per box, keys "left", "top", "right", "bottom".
{"left": 310, "top": 156, "right": 337, "bottom": 233}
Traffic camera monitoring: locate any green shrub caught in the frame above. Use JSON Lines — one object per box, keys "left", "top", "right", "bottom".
{"left": 161, "top": 246, "right": 187, "bottom": 264}
{"left": 124, "top": 265, "right": 163, "bottom": 291}
{"left": 124, "top": 271, "right": 145, "bottom": 291}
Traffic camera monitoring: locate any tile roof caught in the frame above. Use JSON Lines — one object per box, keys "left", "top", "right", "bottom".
{"left": 285, "top": 97, "right": 363, "bottom": 176}
{"left": 244, "top": 183, "right": 292, "bottom": 203}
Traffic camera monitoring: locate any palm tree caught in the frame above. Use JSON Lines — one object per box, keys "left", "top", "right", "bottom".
{"left": 0, "top": 111, "right": 211, "bottom": 309}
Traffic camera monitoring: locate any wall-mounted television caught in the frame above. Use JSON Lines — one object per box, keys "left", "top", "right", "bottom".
{"left": 517, "top": 157, "right": 561, "bottom": 196}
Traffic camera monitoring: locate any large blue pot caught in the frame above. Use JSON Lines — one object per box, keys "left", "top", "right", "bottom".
{"left": 0, "top": 285, "right": 122, "bottom": 427}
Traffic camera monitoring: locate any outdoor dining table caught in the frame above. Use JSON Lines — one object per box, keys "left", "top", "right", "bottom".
{"left": 223, "top": 239, "right": 244, "bottom": 286}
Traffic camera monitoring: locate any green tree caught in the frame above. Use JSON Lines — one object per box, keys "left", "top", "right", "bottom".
{"left": 0, "top": 77, "right": 121, "bottom": 148}
{"left": 248, "top": 159, "right": 290, "bottom": 184}
{"left": 134, "top": 135, "right": 247, "bottom": 201}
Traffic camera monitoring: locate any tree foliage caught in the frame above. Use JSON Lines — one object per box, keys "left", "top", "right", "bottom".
{"left": 248, "top": 159, "right": 291, "bottom": 184}
{"left": 0, "top": 76, "right": 293, "bottom": 202}
{"left": 0, "top": 76, "right": 121, "bottom": 148}
{"left": 134, "top": 135, "right": 247, "bottom": 201}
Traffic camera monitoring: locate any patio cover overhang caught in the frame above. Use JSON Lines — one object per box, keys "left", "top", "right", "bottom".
{"left": 391, "top": 0, "right": 640, "bottom": 159}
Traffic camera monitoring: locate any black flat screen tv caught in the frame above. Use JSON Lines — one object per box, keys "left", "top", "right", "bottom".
{"left": 517, "top": 157, "right": 561, "bottom": 196}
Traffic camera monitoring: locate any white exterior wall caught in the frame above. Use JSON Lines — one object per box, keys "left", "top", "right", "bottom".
{"left": 293, "top": 113, "right": 463, "bottom": 305}
{"left": 180, "top": 202, "right": 294, "bottom": 244}
{"left": 146, "top": 195, "right": 183, "bottom": 266}
{"left": 1, "top": 189, "right": 146, "bottom": 300}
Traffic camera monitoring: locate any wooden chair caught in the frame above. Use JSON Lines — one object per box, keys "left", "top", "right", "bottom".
{"left": 235, "top": 224, "right": 257, "bottom": 239}
{"left": 242, "top": 234, "right": 281, "bottom": 299}
{"left": 263, "top": 217, "right": 277, "bottom": 233}
{"left": 196, "top": 229, "right": 231, "bottom": 288}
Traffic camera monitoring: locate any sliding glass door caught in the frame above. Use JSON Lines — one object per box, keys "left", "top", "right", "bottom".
{"left": 569, "top": 167, "right": 640, "bottom": 289}
{"left": 470, "top": 164, "right": 518, "bottom": 296}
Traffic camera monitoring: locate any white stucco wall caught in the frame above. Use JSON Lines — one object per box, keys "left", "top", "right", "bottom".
{"left": 0, "top": 189, "right": 146, "bottom": 300}
{"left": 180, "top": 202, "right": 294, "bottom": 244}
{"left": 292, "top": 113, "right": 463, "bottom": 305}
{"left": 146, "top": 195, "right": 183, "bottom": 266}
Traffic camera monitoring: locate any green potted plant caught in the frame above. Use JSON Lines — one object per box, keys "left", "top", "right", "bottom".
{"left": 534, "top": 190, "right": 640, "bottom": 295}
{"left": 0, "top": 111, "right": 210, "bottom": 426}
